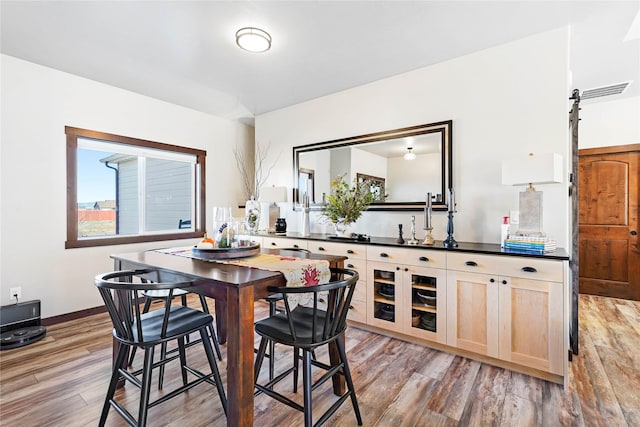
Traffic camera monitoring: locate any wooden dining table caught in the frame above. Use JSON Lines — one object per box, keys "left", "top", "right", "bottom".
{"left": 111, "top": 247, "right": 346, "bottom": 426}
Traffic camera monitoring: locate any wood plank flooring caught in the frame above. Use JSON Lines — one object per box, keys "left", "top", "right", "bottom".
{"left": 0, "top": 294, "right": 638, "bottom": 426}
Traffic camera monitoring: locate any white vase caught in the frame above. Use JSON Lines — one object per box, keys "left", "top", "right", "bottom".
{"left": 244, "top": 197, "right": 260, "bottom": 235}
{"left": 333, "top": 221, "right": 351, "bottom": 237}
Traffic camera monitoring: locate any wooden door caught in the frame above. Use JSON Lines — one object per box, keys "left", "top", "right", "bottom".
{"left": 498, "top": 276, "right": 564, "bottom": 375}
{"left": 446, "top": 270, "right": 499, "bottom": 358}
{"left": 578, "top": 145, "right": 640, "bottom": 300}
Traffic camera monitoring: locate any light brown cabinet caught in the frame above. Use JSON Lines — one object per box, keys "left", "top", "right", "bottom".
{"left": 366, "top": 247, "right": 447, "bottom": 344}
{"left": 446, "top": 252, "right": 565, "bottom": 375}
{"left": 269, "top": 234, "right": 568, "bottom": 382}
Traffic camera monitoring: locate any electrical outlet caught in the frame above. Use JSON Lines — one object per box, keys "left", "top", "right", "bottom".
{"left": 10, "top": 286, "right": 22, "bottom": 300}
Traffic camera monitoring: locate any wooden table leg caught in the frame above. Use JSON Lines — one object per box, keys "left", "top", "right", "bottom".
{"left": 225, "top": 285, "right": 255, "bottom": 427}
{"left": 215, "top": 299, "right": 228, "bottom": 344}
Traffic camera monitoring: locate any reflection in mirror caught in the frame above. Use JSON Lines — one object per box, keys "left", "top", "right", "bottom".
{"left": 293, "top": 121, "right": 452, "bottom": 211}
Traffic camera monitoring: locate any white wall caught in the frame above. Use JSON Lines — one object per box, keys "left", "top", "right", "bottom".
{"left": 579, "top": 96, "right": 640, "bottom": 149}
{"left": 256, "top": 28, "right": 572, "bottom": 247}
{"left": 350, "top": 147, "right": 387, "bottom": 183}
{"left": 0, "top": 55, "right": 253, "bottom": 316}
{"left": 387, "top": 152, "right": 440, "bottom": 202}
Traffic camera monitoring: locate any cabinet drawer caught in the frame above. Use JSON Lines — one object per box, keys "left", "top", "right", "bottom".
{"left": 347, "top": 298, "right": 367, "bottom": 323}
{"left": 262, "top": 237, "right": 308, "bottom": 251}
{"left": 447, "top": 252, "right": 564, "bottom": 282}
{"left": 366, "top": 246, "right": 446, "bottom": 268}
{"left": 344, "top": 258, "right": 367, "bottom": 282}
{"left": 390, "top": 248, "right": 446, "bottom": 269}
{"left": 309, "top": 241, "right": 366, "bottom": 259}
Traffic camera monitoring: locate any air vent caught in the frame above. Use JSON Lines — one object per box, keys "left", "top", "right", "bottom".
{"left": 581, "top": 82, "right": 630, "bottom": 100}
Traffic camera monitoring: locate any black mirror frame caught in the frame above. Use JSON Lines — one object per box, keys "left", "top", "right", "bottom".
{"left": 292, "top": 120, "right": 452, "bottom": 211}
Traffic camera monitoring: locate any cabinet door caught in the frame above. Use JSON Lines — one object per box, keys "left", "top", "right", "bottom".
{"left": 367, "top": 261, "right": 403, "bottom": 332}
{"left": 499, "top": 276, "right": 564, "bottom": 375}
{"left": 446, "top": 271, "right": 499, "bottom": 358}
{"left": 403, "top": 265, "right": 447, "bottom": 344}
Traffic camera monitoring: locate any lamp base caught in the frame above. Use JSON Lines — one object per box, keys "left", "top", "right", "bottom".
{"left": 518, "top": 190, "right": 543, "bottom": 235}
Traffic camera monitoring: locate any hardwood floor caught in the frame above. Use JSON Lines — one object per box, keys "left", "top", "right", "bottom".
{"left": 0, "top": 294, "right": 638, "bottom": 426}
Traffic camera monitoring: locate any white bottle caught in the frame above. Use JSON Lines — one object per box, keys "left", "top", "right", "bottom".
{"left": 501, "top": 216, "right": 510, "bottom": 248}
{"left": 301, "top": 207, "right": 311, "bottom": 237}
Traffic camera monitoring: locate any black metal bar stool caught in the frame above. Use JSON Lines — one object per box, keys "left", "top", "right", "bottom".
{"left": 95, "top": 269, "right": 227, "bottom": 427}
{"left": 254, "top": 267, "right": 362, "bottom": 427}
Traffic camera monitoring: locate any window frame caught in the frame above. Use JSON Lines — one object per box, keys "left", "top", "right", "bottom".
{"left": 66, "top": 126, "right": 206, "bottom": 249}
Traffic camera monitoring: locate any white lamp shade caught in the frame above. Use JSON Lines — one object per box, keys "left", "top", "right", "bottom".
{"left": 501, "top": 153, "right": 563, "bottom": 186}
{"left": 259, "top": 186, "right": 287, "bottom": 203}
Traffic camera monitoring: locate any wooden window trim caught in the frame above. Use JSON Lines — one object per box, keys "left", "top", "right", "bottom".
{"left": 65, "top": 126, "right": 206, "bottom": 249}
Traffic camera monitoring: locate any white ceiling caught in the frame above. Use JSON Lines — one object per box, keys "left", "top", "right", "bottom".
{"left": 2, "top": 1, "right": 639, "bottom": 126}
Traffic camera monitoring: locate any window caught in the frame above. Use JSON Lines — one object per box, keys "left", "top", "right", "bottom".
{"left": 66, "top": 127, "right": 206, "bottom": 248}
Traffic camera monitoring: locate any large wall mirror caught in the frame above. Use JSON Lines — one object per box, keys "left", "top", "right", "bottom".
{"left": 293, "top": 120, "right": 452, "bottom": 211}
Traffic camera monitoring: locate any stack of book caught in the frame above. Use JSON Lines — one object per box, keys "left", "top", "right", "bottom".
{"left": 503, "top": 235, "right": 557, "bottom": 254}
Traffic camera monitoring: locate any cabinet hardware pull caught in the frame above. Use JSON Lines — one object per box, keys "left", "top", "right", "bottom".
{"left": 380, "top": 253, "right": 389, "bottom": 258}
{"left": 502, "top": 280, "right": 507, "bottom": 285}
{"left": 293, "top": 244, "right": 299, "bottom": 248}
{"left": 490, "top": 278, "right": 495, "bottom": 283}
{"left": 347, "top": 249, "right": 354, "bottom": 254}
{"left": 396, "top": 267, "right": 400, "bottom": 271}
{"left": 319, "top": 298, "right": 326, "bottom": 304}
{"left": 465, "top": 261, "right": 478, "bottom": 267}
{"left": 347, "top": 264, "right": 354, "bottom": 268}
{"left": 419, "top": 256, "right": 429, "bottom": 262}
{"left": 631, "top": 230, "right": 637, "bottom": 236}
{"left": 404, "top": 268, "right": 409, "bottom": 272}
{"left": 349, "top": 305, "right": 354, "bottom": 310}
{"left": 521, "top": 266, "right": 537, "bottom": 273}
{"left": 271, "top": 242, "right": 277, "bottom": 246}
{"left": 318, "top": 247, "right": 325, "bottom": 251}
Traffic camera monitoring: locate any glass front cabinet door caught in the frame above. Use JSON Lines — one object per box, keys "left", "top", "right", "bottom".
{"left": 367, "top": 260, "right": 446, "bottom": 343}
{"left": 402, "top": 266, "right": 447, "bottom": 344}
{"left": 367, "top": 261, "right": 403, "bottom": 332}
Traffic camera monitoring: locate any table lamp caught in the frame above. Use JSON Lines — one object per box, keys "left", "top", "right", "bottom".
{"left": 501, "top": 153, "right": 563, "bottom": 236}
{"left": 259, "top": 186, "right": 287, "bottom": 233}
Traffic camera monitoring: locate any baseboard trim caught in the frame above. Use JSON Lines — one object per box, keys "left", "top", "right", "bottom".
{"left": 41, "top": 305, "right": 107, "bottom": 326}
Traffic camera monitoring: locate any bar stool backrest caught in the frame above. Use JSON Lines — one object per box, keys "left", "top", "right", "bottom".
{"left": 269, "top": 268, "right": 358, "bottom": 345}
{"left": 94, "top": 269, "right": 195, "bottom": 345}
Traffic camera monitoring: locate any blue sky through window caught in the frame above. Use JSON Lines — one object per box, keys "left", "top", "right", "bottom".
{"left": 77, "top": 149, "right": 116, "bottom": 204}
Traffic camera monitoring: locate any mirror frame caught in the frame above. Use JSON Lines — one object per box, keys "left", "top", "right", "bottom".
{"left": 292, "top": 120, "right": 453, "bottom": 211}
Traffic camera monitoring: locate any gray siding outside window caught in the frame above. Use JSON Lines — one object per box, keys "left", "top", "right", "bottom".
{"left": 145, "top": 158, "right": 192, "bottom": 231}
{"left": 118, "top": 159, "right": 139, "bottom": 235}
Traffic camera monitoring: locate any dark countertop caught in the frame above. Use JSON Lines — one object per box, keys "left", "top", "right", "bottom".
{"left": 261, "top": 232, "right": 570, "bottom": 261}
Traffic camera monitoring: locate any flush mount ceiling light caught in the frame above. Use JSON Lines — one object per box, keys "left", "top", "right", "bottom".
{"left": 236, "top": 27, "right": 272, "bottom": 53}
{"left": 404, "top": 147, "right": 416, "bottom": 160}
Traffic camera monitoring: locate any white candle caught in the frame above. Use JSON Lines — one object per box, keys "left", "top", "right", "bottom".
{"left": 426, "top": 193, "right": 432, "bottom": 228}
{"left": 448, "top": 188, "right": 455, "bottom": 212}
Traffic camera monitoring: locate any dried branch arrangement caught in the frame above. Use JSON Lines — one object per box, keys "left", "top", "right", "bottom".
{"left": 233, "top": 141, "right": 278, "bottom": 201}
